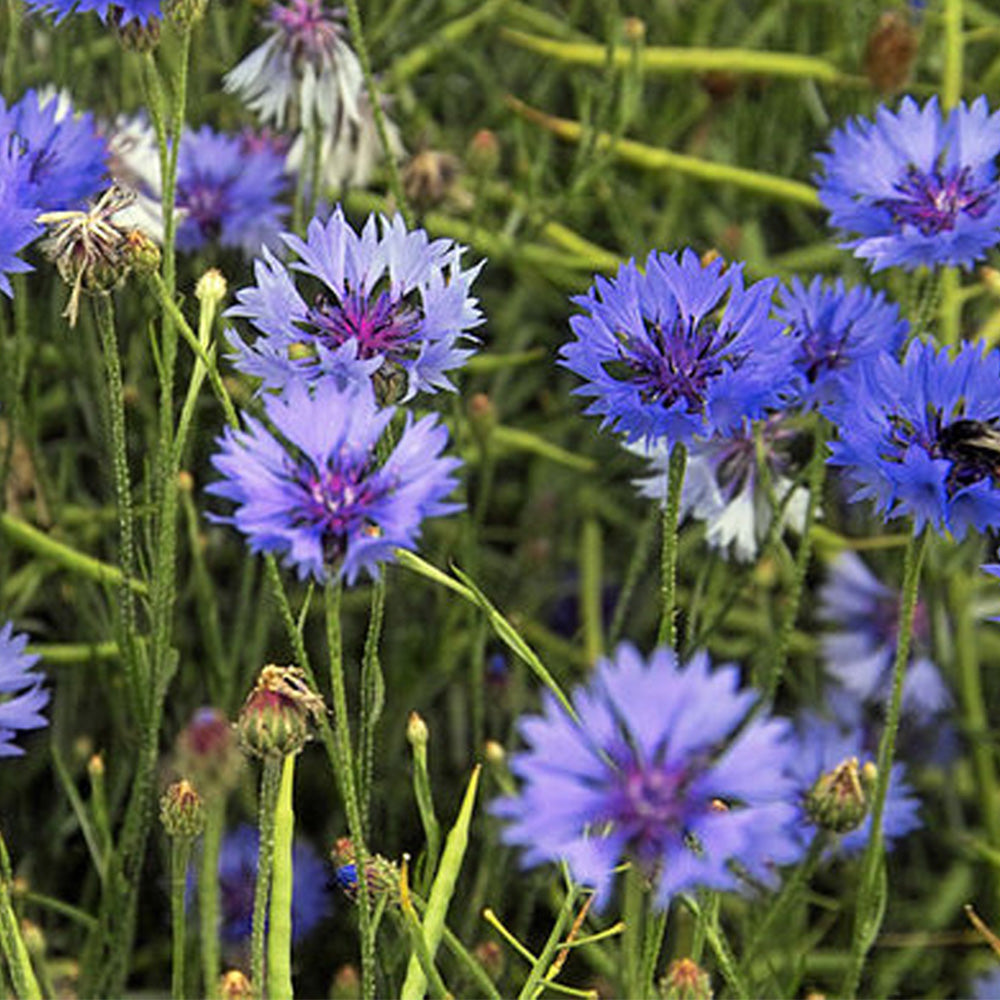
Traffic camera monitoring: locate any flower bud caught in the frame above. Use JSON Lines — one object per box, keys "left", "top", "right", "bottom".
{"left": 219, "top": 969, "right": 254, "bottom": 1000}
{"left": 406, "top": 711, "right": 429, "bottom": 750}
{"left": 805, "top": 756, "right": 875, "bottom": 834}
{"left": 331, "top": 837, "right": 400, "bottom": 905}
{"left": 474, "top": 940, "right": 504, "bottom": 980}
{"left": 167, "top": 0, "right": 208, "bottom": 28}
{"left": 159, "top": 779, "right": 206, "bottom": 838}
{"left": 123, "top": 229, "right": 161, "bottom": 276}
{"left": 864, "top": 11, "right": 918, "bottom": 94}
{"left": 236, "top": 664, "right": 323, "bottom": 759}
{"left": 111, "top": 12, "right": 161, "bottom": 51}
{"left": 622, "top": 16, "right": 645, "bottom": 44}
{"left": 659, "top": 958, "right": 713, "bottom": 1000}
{"left": 175, "top": 706, "right": 242, "bottom": 793}
{"left": 330, "top": 964, "right": 361, "bottom": 1000}
{"left": 468, "top": 392, "right": 496, "bottom": 448}
{"left": 196, "top": 267, "right": 228, "bottom": 308}
{"left": 466, "top": 129, "right": 500, "bottom": 176}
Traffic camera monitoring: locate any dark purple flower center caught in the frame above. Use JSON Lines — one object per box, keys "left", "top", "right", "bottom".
{"left": 307, "top": 290, "right": 421, "bottom": 361}
{"left": 876, "top": 164, "right": 996, "bottom": 236}
{"left": 798, "top": 322, "right": 853, "bottom": 382}
{"left": 179, "top": 178, "right": 229, "bottom": 240}
{"left": 614, "top": 319, "right": 747, "bottom": 414}
{"left": 610, "top": 761, "right": 693, "bottom": 863}
{"left": 291, "top": 457, "right": 382, "bottom": 564}
{"left": 271, "top": 0, "right": 345, "bottom": 64}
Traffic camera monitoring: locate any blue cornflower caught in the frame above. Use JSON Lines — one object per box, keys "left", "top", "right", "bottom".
{"left": 631, "top": 415, "right": 810, "bottom": 562}
{"left": 777, "top": 276, "right": 909, "bottom": 408}
{"left": 0, "top": 142, "right": 42, "bottom": 296}
{"left": 207, "top": 379, "right": 462, "bottom": 585}
{"left": 492, "top": 644, "right": 803, "bottom": 910}
{"left": 176, "top": 127, "right": 288, "bottom": 256}
{"left": 197, "top": 824, "right": 330, "bottom": 944}
{"left": 973, "top": 966, "right": 1000, "bottom": 1000}
{"left": 226, "top": 206, "right": 483, "bottom": 401}
{"left": 825, "top": 339, "right": 1000, "bottom": 537}
{"left": 816, "top": 96, "right": 1000, "bottom": 271}
{"left": 224, "top": 0, "right": 362, "bottom": 131}
{"left": 819, "top": 551, "right": 949, "bottom": 723}
{"left": 560, "top": 249, "right": 796, "bottom": 446}
{"left": 22, "top": 0, "right": 161, "bottom": 25}
{"left": 0, "top": 621, "right": 49, "bottom": 757}
{"left": 0, "top": 90, "right": 107, "bottom": 211}
{"left": 790, "top": 714, "right": 920, "bottom": 854}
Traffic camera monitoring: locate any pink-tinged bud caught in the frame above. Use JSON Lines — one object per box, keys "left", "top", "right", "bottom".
{"left": 175, "top": 707, "right": 242, "bottom": 793}
{"left": 659, "top": 958, "right": 713, "bottom": 1000}
{"left": 159, "top": 779, "right": 206, "bottom": 838}
{"left": 236, "top": 664, "right": 324, "bottom": 759}
{"left": 467, "top": 129, "right": 500, "bottom": 176}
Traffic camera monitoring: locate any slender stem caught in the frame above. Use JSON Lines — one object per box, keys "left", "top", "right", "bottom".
{"left": 359, "top": 576, "right": 386, "bottom": 838}
{"left": 952, "top": 570, "right": 1000, "bottom": 909}
{"left": 657, "top": 443, "right": 686, "bottom": 649}
{"left": 765, "top": 420, "right": 826, "bottom": 702}
{"left": 341, "top": 0, "right": 412, "bottom": 225}
{"left": 942, "top": 0, "right": 964, "bottom": 109}
{"left": 251, "top": 756, "right": 283, "bottom": 995}
{"left": 842, "top": 528, "right": 929, "bottom": 999}
{"left": 325, "top": 578, "right": 376, "bottom": 1000}
{"left": 268, "top": 754, "right": 297, "bottom": 1000}
{"left": 92, "top": 294, "right": 143, "bottom": 718}
{"left": 0, "top": 831, "right": 41, "bottom": 1000}
{"left": 199, "top": 798, "right": 225, "bottom": 998}
{"left": 639, "top": 907, "right": 668, "bottom": 1000}
{"left": 171, "top": 837, "right": 193, "bottom": 1000}
{"left": 621, "top": 866, "right": 644, "bottom": 999}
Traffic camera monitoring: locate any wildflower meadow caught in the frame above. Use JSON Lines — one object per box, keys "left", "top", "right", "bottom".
{"left": 5, "top": 1, "right": 1000, "bottom": 998}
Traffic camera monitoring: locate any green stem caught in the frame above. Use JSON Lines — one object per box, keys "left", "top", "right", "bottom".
{"left": 268, "top": 754, "right": 298, "bottom": 1000}
{"left": 621, "top": 866, "right": 644, "bottom": 999}
{"left": 92, "top": 294, "right": 143, "bottom": 718}
{"left": 325, "top": 578, "right": 376, "bottom": 1000}
{"left": 341, "top": 0, "right": 412, "bottom": 225}
{"left": 359, "top": 576, "right": 386, "bottom": 838}
{"left": 0, "top": 832, "right": 41, "bottom": 1000}
{"left": 251, "top": 756, "right": 283, "bottom": 996}
{"left": 199, "top": 798, "right": 225, "bottom": 998}
{"left": 952, "top": 570, "right": 1000, "bottom": 910}
{"left": 171, "top": 837, "right": 193, "bottom": 1000}
{"left": 515, "top": 882, "right": 579, "bottom": 1000}
{"left": 639, "top": 908, "right": 668, "bottom": 1000}
{"left": 842, "top": 528, "right": 929, "bottom": 999}
{"left": 657, "top": 443, "right": 686, "bottom": 649}
{"left": 580, "top": 516, "right": 604, "bottom": 663}
{"left": 765, "top": 420, "right": 826, "bottom": 702}
{"left": 942, "top": 0, "right": 964, "bottom": 108}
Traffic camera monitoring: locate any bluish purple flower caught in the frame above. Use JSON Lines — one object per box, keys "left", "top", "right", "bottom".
{"left": 631, "top": 415, "right": 810, "bottom": 562}
{"left": 825, "top": 339, "right": 1000, "bottom": 537}
{"left": 777, "top": 276, "right": 909, "bottom": 408}
{"left": 0, "top": 90, "right": 107, "bottom": 211}
{"left": 198, "top": 824, "right": 330, "bottom": 944}
{"left": 492, "top": 644, "right": 803, "bottom": 910}
{"left": 176, "top": 127, "right": 288, "bottom": 256}
{"left": 22, "top": 0, "right": 161, "bottom": 25}
{"left": 973, "top": 966, "right": 1000, "bottom": 1000}
{"left": 790, "top": 714, "right": 921, "bottom": 854}
{"left": 816, "top": 96, "right": 1000, "bottom": 271}
{"left": 226, "top": 206, "right": 483, "bottom": 401}
{"left": 0, "top": 141, "right": 42, "bottom": 296}
{"left": 560, "top": 249, "right": 797, "bottom": 446}
{"left": 0, "top": 621, "right": 49, "bottom": 757}
{"left": 820, "top": 551, "right": 949, "bottom": 724}
{"left": 207, "top": 379, "right": 462, "bottom": 585}
{"left": 224, "top": 0, "right": 362, "bottom": 131}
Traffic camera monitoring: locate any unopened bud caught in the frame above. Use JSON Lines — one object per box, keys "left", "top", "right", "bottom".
{"left": 330, "top": 964, "right": 361, "bottom": 1000}
{"left": 219, "top": 969, "right": 254, "bottom": 1000}
{"left": 474, "top": 940, "right": 505, "bottom": 980}
{"left": 123, "top": 229, "right": 160, "bottom": 276}
{"left": 468, "top": 393, "right": 496, "bottom": 447}
{"left": 237, "top": 665, "right": 323, "bottom": 759}
{"left": 175, "top": 706, "right": 242, "bottom": 793}
{"left": 167, "top": 0, "right": 208, "bottom": 28}
{"left": 467, "top": 129, "right": 500, "bottom": 176}
{"left": 805, "top": 757, "right": 875, "bottom": 834}
{"left": 196, "top": 267, "right": 228, "bottom": 308}
{"left": 403, "top": 150, "right": 460, "bottom": 210}
{"left": 623, "top": 16, "right": 645, "bottom": 44}
{"left": 87, "top": 753, "right": 105, "bottom": 779}
{"left": 160, "top": 779, "right": 206, "bottom": 838}
{"left": 332, "top": 837, "right": 400, "bottom": 904}
{"left": 659, "top": 958, "right": 713, "bottom": 1000}
{"left": 20, "top": 920, "right": 45, "bottom": 957}
{"left": 406, "top": 711, "right": 429, "bottom": 749}
{"left": 484, "top": 740, "right": 506, "bottom": 765}
{"left": 864, "top": 11, "right": 918, "bottom": 94}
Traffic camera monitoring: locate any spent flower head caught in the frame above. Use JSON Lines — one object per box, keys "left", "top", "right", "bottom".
{"left": 207, "top": 379, "right": 462, "bottom": 585}
{"left": 492, "top": 643, "right": 803, "bottom": 910}
{"left": 0, "top": 621, "right": 49, "bottom": 757}
{"left": 825, "top": 338, "right": 1000, "bottom": 537}
{"left": 224, "top": 0, "right": 362, "bottom": 132}
{"left": 560, "top": 249, "right": 796, "bottom": 446}
{"left": 816, "top": 96, "right": 1000, "bottom": 271}
{"left": 226, "top": 206, "right": 483, "bottom": 402}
